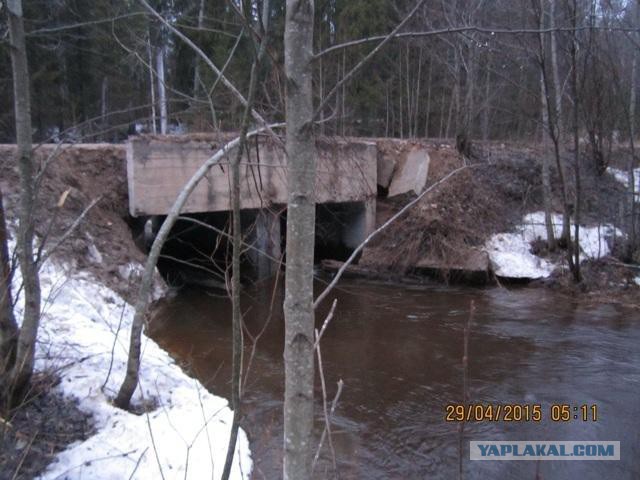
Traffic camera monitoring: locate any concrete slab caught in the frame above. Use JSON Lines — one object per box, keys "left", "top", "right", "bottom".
{"left": 387, "top": 147, "right": 430, "bottom": 197}
{"left": 127, "top": 135, "right": 377, "bottom": 216}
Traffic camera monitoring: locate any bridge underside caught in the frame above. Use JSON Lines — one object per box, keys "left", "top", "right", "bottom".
{"left": 128, "top": 135, "right": 377, "bottom": 280}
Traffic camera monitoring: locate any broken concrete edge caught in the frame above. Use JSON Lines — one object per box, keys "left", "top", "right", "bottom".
{"left": 387, "top": 147, "right": 431, "bottom": 197}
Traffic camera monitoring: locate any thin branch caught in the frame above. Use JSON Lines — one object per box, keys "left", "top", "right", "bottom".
{"left": 315, "top": 25, "right": 640, "bottom": 59}
{"left": 37, "top": 196, "right": 102, "bottom": 267}
{"left": 27, "top": 12, "right": 146, "bottom": 36}
{"left": 312, "top": 379, "right": 344, "bottom": 471}
{"left": 314, "top": 0, "right": 427, "bottom": 118}
{"left": 314, "top": 299, "right": 337, "bottom": 348}
{"left": 312, "top": 329, "right": 337, "bottom": 475}
{"left": 138, "top": 0, "right": 276, "bottom": 138}
{"left": 314, "top": 164, "right": 477, "bottom": 309}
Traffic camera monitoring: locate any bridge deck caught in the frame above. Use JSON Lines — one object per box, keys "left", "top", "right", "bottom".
{"left": 127, "top": 135, "right": 377, "bottom": 217}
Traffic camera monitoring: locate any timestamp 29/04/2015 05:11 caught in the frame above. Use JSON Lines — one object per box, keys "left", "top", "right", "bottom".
{"left": 445, "top": 404, "right": 599, "bottom": 422}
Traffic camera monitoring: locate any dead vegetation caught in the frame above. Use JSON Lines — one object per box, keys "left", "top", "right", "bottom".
{"left": 0, "top": 145, "right": 150, "bottom": 303}
{"left": 0, "top": 373, "right": 93, "bottom": 480}
{"left": 360, "top": 140, "right": 637, "bottom": 295}
{"left": 361, "top": 146, "right": 541, "bottom": 276}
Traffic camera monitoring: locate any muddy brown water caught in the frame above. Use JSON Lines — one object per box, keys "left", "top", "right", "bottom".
{"left": 148, "top": 278, "right": 640, "bottom": 479}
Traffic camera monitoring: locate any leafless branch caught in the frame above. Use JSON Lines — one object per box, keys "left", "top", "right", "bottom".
{"left": 314, "top": 164, "right": 477, "bottom": 309}
{"left": 37, "top": 196, "right": 102, "bottom": 267}
{"left": 315, "top": 25, "right": 640, "bottom": 59}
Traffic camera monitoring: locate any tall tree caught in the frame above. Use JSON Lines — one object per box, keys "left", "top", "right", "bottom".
{"left": 0, "top": 188, "right": 17, "bottom": 377}
{"left": 283, "top": 0, "right": 316, "bottom": 478}
{"left": 4, "top": 0, "right": 42, "bottom": 406}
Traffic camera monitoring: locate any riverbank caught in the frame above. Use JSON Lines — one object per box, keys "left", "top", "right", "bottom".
{"left": 1, "top": 145, "right": 251, "bottom": 479}
{"left": 0, "top": 138, "right": 638, "bottom": 475}
{"left": 5, "top": 234, "right": 251, "bottom": 479}
{"left": 356, "top": 140, "right": 640, "bottom": 305}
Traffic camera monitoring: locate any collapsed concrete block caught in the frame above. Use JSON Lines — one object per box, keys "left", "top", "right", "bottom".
{"left": 388, "top": 147, "right": 430, "bottom": 197}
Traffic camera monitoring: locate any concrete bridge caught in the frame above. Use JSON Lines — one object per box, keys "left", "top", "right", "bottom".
{"left": 127, "top": 134, "right": 394, "bottom": 279}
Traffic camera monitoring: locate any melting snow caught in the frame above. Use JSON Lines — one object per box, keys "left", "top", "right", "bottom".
{"left": 485, "top": 212, "right": 621, "bottom": 279}
{"left": 609, "top": 167, "right": 640, "bottom": 200}
{"left": 10, "top": 246, "right": 251, "bottom": 479}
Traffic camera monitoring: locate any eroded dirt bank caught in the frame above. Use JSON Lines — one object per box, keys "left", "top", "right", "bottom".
{"left": 334, "top": 138, "right": 639, "bottom": 306}
{"left": 0, "top": 144, "right": 150, "bottom": 303}
{"left": 1, "top": 139, "right": 638, "bottom": 307}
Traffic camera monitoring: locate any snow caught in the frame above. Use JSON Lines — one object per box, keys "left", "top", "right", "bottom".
{"left": 609, "top": 167, "right": 640, "bottom": 200}
{"left": 485, "top": 212, "right": 621, "bottom": 279}
{"left": 9, "top": 240, "right": 251, "bottom": 479}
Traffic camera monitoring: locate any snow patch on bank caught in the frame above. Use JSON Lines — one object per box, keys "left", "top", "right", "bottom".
{"left": 485, "top": 212, "right": 620, "bottom": 279}
{"left": 609, "top": 167, "right": 640, "bottom": 199}
{"left": 10, "top": 247, "right": 250, "bottom": 479}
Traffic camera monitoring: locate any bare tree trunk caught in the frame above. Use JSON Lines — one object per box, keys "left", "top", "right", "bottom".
{"left": 341, "top": 50, "right": 346, "bottom": 136}
{"left": 283, "top": 0, "right": 316, "bottom": 478}
{"left": 536, "top": 0, "right": 571, "bottom": 249}
{"left": 0, "top": 188, "right": 17, "bottom": 377}
{"left": 462, "top": 43, "right": 477, "bottom": 137}
{"left": 539, "top": 0, "right": 556, "bottom": 250}
{"left": 446, "top": 48, "right": 459, "bottom": 139}
{"left": 385, "top": 82, "right": 390, "bottom": 137}
{"left": 192, "top": 0, "right": 206, "bottom": 100}
{"left": 319, "top": 55, "right": 325, "bottom": 136}
{"left": 147, "top": 33, "right": 157, "bottom": 134}
{"left": 628, "top": 2, "right": 638, "bottom": 251}
{"left": 550, "top": 0, "right": 571, "bottom": 244}
{"left": 6, "top": 0, "right": 42, "bottom": 404}
{"left": 398, "top": 50, "right": 404, "bottom": 138}
{"left": 100, "top": 76, "right": 108, "bottom": 141}
{"left": 550, "top": 0, "right": 563, "bottom": 135}
{"left": 156, "top": 45, "right": 168, "bottom": 134}
{"left": 570, "top": 0, "right": 581, "bottom": 282}
{"left": 425, "top": 57, "right": 432, "bottom": 138}
{"left": 414, "top": 46, "right": 423, "bottom": 138}
{"left": 482, "top": 60, "right": 491, "bottom": 141}
{"left": 541, "top": 71, "right": 556, "bottom": 250}
{"left": 221, "top": 2, "right": 270, "bottom": 476}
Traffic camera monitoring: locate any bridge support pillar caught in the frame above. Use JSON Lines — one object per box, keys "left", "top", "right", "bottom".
{"left": 341, "top": 199, "right": 376, "bottom": 250}
{"left": 246, "top": 208, "right": 282, "bottom": 279}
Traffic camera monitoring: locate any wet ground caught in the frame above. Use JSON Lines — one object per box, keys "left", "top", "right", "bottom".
{"left": 148, "top": 278, "right": 640, "bottom": 479}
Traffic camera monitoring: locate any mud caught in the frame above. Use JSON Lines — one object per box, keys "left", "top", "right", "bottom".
{"left": 0, "top": 144, "right": 151, "bottom": 303}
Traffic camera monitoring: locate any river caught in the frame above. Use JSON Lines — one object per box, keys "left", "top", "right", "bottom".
{"left": 148, "top": 278, "right": 640, "bottom": 479}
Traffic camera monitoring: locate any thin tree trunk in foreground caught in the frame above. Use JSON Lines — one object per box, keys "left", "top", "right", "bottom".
{"left": 538, "top": 0, "right": 556, "bottom": 250}
{"left": 6, "top": 0, "right": 42, "bottom": 405}
{"left": 221, "top": 2, "right": 270, "bottom": 476}
{"left": 627, "top": 1, "right": 638, "bottom": 252}
{"left": 0, "top": 188, "right": 18, "bottom": 376}
{"left": 570, "top": 0, "right": 581, "bottom": 282}
{"left": 283, "top": 0, "right": 316, "bottom": 478}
